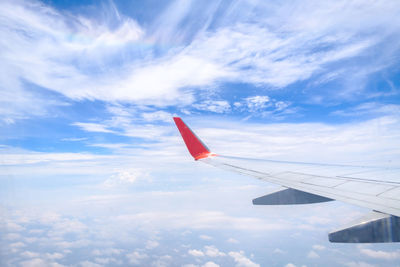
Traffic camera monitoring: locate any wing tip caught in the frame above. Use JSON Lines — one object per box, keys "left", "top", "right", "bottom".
{"left": 173, "top": 117, "right": 216, "bottom": 160}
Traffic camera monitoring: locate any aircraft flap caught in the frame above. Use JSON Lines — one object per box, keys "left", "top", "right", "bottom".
{"left": 329, "top": 211, "right": 400, "bottom": 243}
{"left": 252, "top": 187, "right": 333, "bottom": 205}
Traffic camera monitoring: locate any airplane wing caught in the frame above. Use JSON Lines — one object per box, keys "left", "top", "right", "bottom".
{"left": 173, "top": 117, "right": 400, "bottom": 243}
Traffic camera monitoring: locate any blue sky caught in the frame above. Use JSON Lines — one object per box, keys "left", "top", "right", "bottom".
{"left": 1, "top": 0, "right": 400, "bottom": 266}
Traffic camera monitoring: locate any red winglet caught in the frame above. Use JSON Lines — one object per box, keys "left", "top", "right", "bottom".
{"left": 173, "top": 117, "right": 216, "bottom": 160}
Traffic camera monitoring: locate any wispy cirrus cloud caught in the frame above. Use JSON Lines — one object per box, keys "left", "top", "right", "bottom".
{"left": 72, "top": 118, "right": 172, "bottom": 140}
{"left": 331, "top": 102, "right": 400, "bottom": 118}
{"left": 2, "top": 0, "right": 400, "bottom": 123}
{"left": 0, "top": 150, "right": 113, "bottom": 165}
{"left": 142, "top": 111, "right": 174, "bottom": 122}
{"left": 71, "top": 122, "right": 117, "bottom": 134}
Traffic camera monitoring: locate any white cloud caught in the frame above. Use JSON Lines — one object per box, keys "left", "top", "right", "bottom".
{"left": 10, "top": 242, "right": 25, "bottom": 248}
{"left": 285, "top": 264, "right": 297, "bottom": 267}
{"left": 92, "top": 248, "right": 123, "bottom": 256}
{"left": 53, "top": 240, "right": 91, "bottom": 250}
{"left": 89, "top": 143, "right": 130, "bottom": 149}
{"left": 79, "top": 261, "right": 101, "bottom": 267}
{"left": 29, "top": 229, "right": 44, "bottom": 235}
{"left": 145, "top": 240, "right": 160, "bottom": 250}
{"left": 5, "top": 221, "right": 24, "bottom": 231}
{"left": 274, "top": 101, "right": 290, "bottom": 111}
{"left": 0, "top": 0, "right": 144, "bottom": 122}
{"left": 312, "top": 245, "right": 325, "bottom": 251}
{"left": 227, "top": 238, "right": 239, "bottom": 244}
{"left": 228, "top": 251, "right": 260, "bottom": 267}
{"left": 45, "top": 253, "right": 64, "bottom": 260}
{"left": 112, "top": 210, "right": 289, "bottom": 232}
{"left": 188, "top": 249, "right": 204, "bottom": 257}
{"left": 204, "top": 246, "right": 226, "bottom": 257}
{"left": 1, "top": 0, "right": 400, "bottom": 124}
{"left": 21, "top": 251, "right": 40, "bottom": 258}
{"left": 344, "top": 262, "right": 376, "bottom": 267}
{"left": 307, "top": 250, "right": 319, "bottom": 259}
{"left": 193, "top": 100, "right": 231, "bottom": 113}
{"left": 244, "top": 96, "right": 270, "bottom": 112}
{"left": 332, "top": 103, "right": 400, "bottom": 117}
{"left": 273, "top": 248, "right": 285, "bottom": 254}
{"left": 359, "top": 248, "right": 400, "bottom": 260}
{"left": 75, "top": 17, "right": 143, "bottom": 48}
{"left": 126, "top": 251, "right": 148, "bottom": 265}
{"left": 199, "top": 235, "right": 213, "bottom": 240}
{"left": 197, "top": 115, "right": 400, "bottom": 164}
{"left": 94, "top": 258, "right": 119, "bottom": 265}
{"left": 0, "top": 0, "right": 199, "bottom": 123}
{"left": 72, "top": 116, "right": 171, "bottom": 140}
{"left": 3, "top": 115, "right": 400, "bottom": 187}
{"left": 188, "top": 23, "right": 367, "bottom": 89}
{"left": 232, "top": 95, "right": 293, "bottom": 118}
{"left": 6, "top": 233, "right": 21, "bottom": 240}
{"left": 108, "top": 55, "right": 228, "bottom": 106}
{"left": 61, "top": 137, "right": 88, "bottom": 142}
{"left": 151, "top": 255, "right": 172, "bottom": 267}
{"left": 103, "top": 169, "right": 148, "bottom": 187}
{"left": 71, "top": 123, "right": 116, "bottom": 134}
{"left": 47, "top": 217, "right": 87, "bottom": 238}
{"left": 202, "top": 262, "right": 220, "bottom": 267}
{"left": 0, "top": 150, "right": 112, "bottom": 165}
{"left": 142, "top": 111, "right": 174, "bottom": 122}
{"left": 20, "top": 258, "right": 65, "bottom": 267}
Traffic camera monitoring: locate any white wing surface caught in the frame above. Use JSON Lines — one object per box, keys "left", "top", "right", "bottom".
{"left": 201, "top": 155, "right": 400, "bottom": 217}
{"left": 173, "top": 117, "right": 400, "bottom": 243}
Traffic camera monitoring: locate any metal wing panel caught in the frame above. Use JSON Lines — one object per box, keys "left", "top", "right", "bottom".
{"left": 201, "top": 156, "right": 400, "bottom": 217}
{"left": 381, "top": 187, "right": 400, "bottom": 201}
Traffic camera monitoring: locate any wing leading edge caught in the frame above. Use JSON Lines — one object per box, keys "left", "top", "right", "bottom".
{"left": 173, "top": 117, "right": 400, "bottom": 243}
